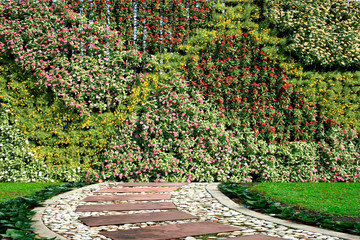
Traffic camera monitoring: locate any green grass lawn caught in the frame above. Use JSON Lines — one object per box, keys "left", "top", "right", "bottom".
{"left": 0, "top": 182, "right": 64, "bottom": 202}
{"left": 250, "top": 183, "right": 360, "bottom": 218}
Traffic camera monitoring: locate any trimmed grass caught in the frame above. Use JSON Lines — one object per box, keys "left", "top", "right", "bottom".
{"left": 250, "top": 183, "right": 360, "bottom": 218}
{"left": 0, "top": 182, "right": 64, "bottom": 202}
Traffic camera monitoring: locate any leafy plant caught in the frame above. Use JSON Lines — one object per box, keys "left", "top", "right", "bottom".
{"left": 219, "top": 183, "right": 360, "bottom": 235}
{"left": 0, "top": 182, "right": 87, "bottom": 240}
{"left": 263, "top": 0, "right": 360, "bottom": 70}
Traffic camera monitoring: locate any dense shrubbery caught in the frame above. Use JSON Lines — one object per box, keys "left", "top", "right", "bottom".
{"left": 291, "top": 71, "right": 360, "bottom": 132}
{"left": 0, "top": 103, "right": 42, "bottom": 182}
{"left": 0, "top": 0, "right": 160, "bottom": 180}
{"left": 182, "top": 31, "right": 336, "bottom": 143}
{"left": 88, "top": 77, "right": 360, "bottom": 182}
{"left": 0, "top": 0, "right": 359, "bottom": 183}
{"left": 0, "top": 0, "right": 158, "bottom": 116}
{"left": 0, "top": 54, "right": 161, "bottom": 181}
{"left": 259, "top": 0, "right": 360, "bottom": 132}
{"left": 66, "top": 0, "right": 213, "bottom": 53}
{"left": 89, "top": 77, "right": 250, "bottom": 182}
{"left": 263, "top": 0, "right": 360, "bottom": 70}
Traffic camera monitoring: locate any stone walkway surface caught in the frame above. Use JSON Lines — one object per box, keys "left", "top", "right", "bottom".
{"left": 32, "top": 182, "right": 360, "bottom": 240}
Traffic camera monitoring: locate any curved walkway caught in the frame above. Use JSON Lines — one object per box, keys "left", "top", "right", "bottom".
{"left": 31, "top": 183, "right": 360, "bottom": 240}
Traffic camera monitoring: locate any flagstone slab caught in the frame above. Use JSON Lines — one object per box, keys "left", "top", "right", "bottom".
{"left": 96, "top": 187, "right": 179, "bottom": 193}
{"left": 80, "top": 211, "right": 198, "bottom": 227}
{"left": 100, "top": 221, "right": 241, "bottom": 240}
{"left": 115, "top": 182, "right": 187, "bottom": 187}
{"left": 76, "top": 202, "right": 177, "bottom": 212}
{"left": 82, "top": 194, "right": 172, "bottom": 202}
{"left": 230, "top": 235, "right": 285, "bottom": 240}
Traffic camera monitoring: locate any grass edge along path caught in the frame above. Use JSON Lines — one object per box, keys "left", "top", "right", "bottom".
{"left": 250, "top": 182, "right": 360, "bottom": 218}
{"left": 0, "top": 182, "right": 64, "bottom": 202}
{"left": 219, "top": 183, "right": 360, "bottom": 235}
{"left": 0, "top": 182, "right": 87, "bottom": 239}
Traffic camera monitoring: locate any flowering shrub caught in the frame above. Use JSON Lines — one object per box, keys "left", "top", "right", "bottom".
{"left": 0, "top": 0, "right": 158, "bottom": 116}
{"left": 182, "top": 31, "right": 335, "bottom": 142}
{"left": 89, "top": 77, "right": 252, "bottom": 182}
{"left": 263, "top": 0, "right": 360, "bottom": 70}
{"left": 0, "top": 54, "right": 161, "bottom": 180}
{"left": 1, "top": 0, "right": 359, "bottom": 183}
{"left": 66, "top": 0, "right": 213, "bottom": 53}
{"left": 88, "top": 76, "right": 360, "bottom": 183}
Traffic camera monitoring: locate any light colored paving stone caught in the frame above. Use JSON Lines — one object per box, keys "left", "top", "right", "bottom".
{"left": 95, "top": 187, "right": 179, "bottom": 193}
{"left": 100, "top": 221, "right": 241, "bottom": 240}
{"left": 76, "top": 202, "right": 177, "bottom": 212}
{"left": 82, "top": 193, "right": 172, "bottom": 202}
{"left": 81, "top": 211, "right": 198, "bottom": 227}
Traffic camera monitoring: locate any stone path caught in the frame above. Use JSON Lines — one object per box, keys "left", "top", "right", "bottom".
{"left": 78, "top": 182, "right": 251, "bottom": 239}
{"left": 33, "top": 182, "right": 359, "bottom": 240}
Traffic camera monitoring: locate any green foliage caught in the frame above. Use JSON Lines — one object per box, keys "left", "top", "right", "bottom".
{"left": 291, "top": 71, "right": 360, "bottom": 132}
{"left": 250, "top": 182, "right": 360, "bottom": 217}
{"left": 0, "top": 0, "right": 359, "bottom": 184}
{"left": 0, "top": 57, "right": 160, "bottom": 181}
{"left": 0, "top": 182, "right": 63, "bottom": 202}
{"left": 0, "top": 182, "right": 87, "bottom": 239}
{"left": 88, "top": 75, "right": 360, "bottom": 182}
{"left": 88, "top": 77, "right": 254, "bottom": 182}
{"left": 182, "top": 30, "right": 334, "bottom": 143}
{"left": 0, "top": 101, "right": 51, "bottom": 182}
{"left": 66, "top": 0, "right": 214, "bottom": 53}
{"left": 263, "top": 0, "right": 360, "bottom": 70}
{"left": 0, "top": 0, "right": 159, "bottom": 116}
{"left": 219, "top": 183, "right": 360, "bottom": 235}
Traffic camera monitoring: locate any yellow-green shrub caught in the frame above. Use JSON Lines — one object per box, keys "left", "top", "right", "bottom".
{"left": 0, "top": 57, "right": 160, "bottom": 180}
{"left": 291, "top": 71, "right": 360, "bottom": 132}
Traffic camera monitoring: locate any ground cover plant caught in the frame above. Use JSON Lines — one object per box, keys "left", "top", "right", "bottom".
{"left": 0, "top": 0, "right": 359, "bottom": 183}
{"left": 0, "top": 182, "right": 87, "bottom": 239}
{"left": 219, "top": 183, "right": 360, "bottom": 235}
{"left": 0, "top": 102, "right": 50, "bottom": 182}
{"left": 250, "top": 182, "right": 360, "bottom": 218}
{"left": 0, "top": 182, "right": 63, "bottom": 202}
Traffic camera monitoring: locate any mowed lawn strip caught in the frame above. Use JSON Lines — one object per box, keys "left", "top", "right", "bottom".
{"left": 0, "top": 182, "right": 64, "bottom": 202}
{"left": 250, "top": 183, "right": 360, "bottom": 218}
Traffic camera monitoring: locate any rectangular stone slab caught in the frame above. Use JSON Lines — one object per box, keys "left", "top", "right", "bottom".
{"left": 80, "top": 211, "right": 198, "bottom": 227}
{"left": 115, "top": 182, "right": 187, "bottom": 187}
{"left": 82, "top": 194, "right": 172, "bottom": 202}
{"left": 230, "top": 235, "right": 285, "bottom": 240}
{"left": 95, "top": 187, "right": 179, "bottom": 193}
{"left": 100, "top": 221, "right": 241, "bottom": 240}
{"left": 76, "top": 202, "right": 177, "bottom": 212}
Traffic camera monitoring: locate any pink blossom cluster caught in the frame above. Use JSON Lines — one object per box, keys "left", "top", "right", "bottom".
{"left": 0, "top": 0, "right": 157, "bottom": 115}
{"left": 87, "top": 78, "right": 360, "bottom": 183}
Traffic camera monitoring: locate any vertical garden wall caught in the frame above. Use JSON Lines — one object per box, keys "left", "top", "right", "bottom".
{"left": 0, "top": 0, "right": 359, "bottom": 183}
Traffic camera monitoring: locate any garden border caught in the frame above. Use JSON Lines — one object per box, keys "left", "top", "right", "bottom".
{"left": 206, "top": 183, "right": 360, "bottom": 240}
{"left": 31, "top": 183, "right": 107, "bottom": 240}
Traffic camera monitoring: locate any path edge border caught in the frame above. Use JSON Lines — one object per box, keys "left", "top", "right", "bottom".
{"left": 206, "top": 183, "right": 360, "bottom": 240}
{"left": 31, "top": 183, "right": 105, "bottom": 240}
